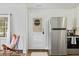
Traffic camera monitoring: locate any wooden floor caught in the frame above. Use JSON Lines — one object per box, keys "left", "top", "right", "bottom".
{"left": 1, "top": 49, "right": 79, "bottom": 56}
{"left": 27, "top": 49, "right": 49, "bottom": 56}
{"left": 0, "top": 50, "right": 26, "bottom": 56}
{"left": 27, "top": 49, "right": 79, "bottom": 56}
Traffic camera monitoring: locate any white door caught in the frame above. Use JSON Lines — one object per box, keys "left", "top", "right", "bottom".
{"left": 28, "top": 17, "right": 48, "bottom": 49}
{"left": 28, "top": 8, "right": 48, "bottom": 49}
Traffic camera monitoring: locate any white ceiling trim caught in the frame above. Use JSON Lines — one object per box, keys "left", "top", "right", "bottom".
{"left": 26, "top": 3, "right": 79, "bottom": 9}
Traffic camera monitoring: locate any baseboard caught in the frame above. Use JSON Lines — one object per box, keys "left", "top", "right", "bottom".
{"left": 28, "top": 49, "right": 48, "bottom": 52}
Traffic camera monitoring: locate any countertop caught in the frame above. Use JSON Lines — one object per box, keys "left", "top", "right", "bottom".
{"left": 67, "top": 35, "right": 79, "bottom": 36}
{"left": 67, "top": 35, "right": 79, "bottom": 38}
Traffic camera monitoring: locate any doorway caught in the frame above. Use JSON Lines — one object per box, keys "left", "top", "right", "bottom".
{"left": 28, "top": 8, "right": 48, "bottom": 50}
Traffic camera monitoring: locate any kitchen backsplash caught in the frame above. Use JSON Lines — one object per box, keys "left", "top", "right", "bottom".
{"left": 75, "top": 27, "right": 79, "bottom": 35}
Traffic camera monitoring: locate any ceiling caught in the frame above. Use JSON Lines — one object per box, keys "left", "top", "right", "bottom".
{"left": 26, "top": 3, "right": 79, "bottom": 9}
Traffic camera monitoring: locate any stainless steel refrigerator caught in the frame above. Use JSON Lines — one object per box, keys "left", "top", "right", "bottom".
{"left": 48, "top": 17, "right": 67, "bottom": 55}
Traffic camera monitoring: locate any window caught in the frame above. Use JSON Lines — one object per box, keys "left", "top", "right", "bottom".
{"left": 0, "top": 17, "right": 8, "bottom": 37}
{"left": 0, "top": 15, "right": 10, "bottom": 38}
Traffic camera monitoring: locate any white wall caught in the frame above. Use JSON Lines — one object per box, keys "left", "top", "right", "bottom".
{"left": 28, "top": 8, "right": 75, "bottom": 49}
{"left": 0, "top": 4, "right": 28, "bottom": 53}
{"left": 76, "top": 7, "right": 79, "bottom": 28}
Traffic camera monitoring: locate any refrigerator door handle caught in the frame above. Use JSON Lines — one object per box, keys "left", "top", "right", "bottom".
{"left": 51, "top": 28, "right": 66, "bottom": 30}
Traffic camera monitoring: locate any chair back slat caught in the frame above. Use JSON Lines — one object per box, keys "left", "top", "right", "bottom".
{"left": 12, "top": 35, "right": 20, "bottom": 49}
{"left": 16, "top": 36, "right": 20, "bottom": 48}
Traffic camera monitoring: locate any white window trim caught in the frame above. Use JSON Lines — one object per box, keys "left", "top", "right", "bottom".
{"left": 0, "top": 14, "right": 10, "bottom": 41}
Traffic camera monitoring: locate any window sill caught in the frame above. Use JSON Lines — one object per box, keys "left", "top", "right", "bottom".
{"left": 0, "top": 37, "right": 7, "bottom": 39}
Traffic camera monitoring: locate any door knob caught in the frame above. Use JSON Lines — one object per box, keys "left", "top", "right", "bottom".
{"left": 42, "top": 32, "right": 44, "bottom": 34}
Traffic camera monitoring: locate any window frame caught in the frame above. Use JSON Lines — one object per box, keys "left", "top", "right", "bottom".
{"left": 0, "top": 14, "right": 10, "bottom": 39}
